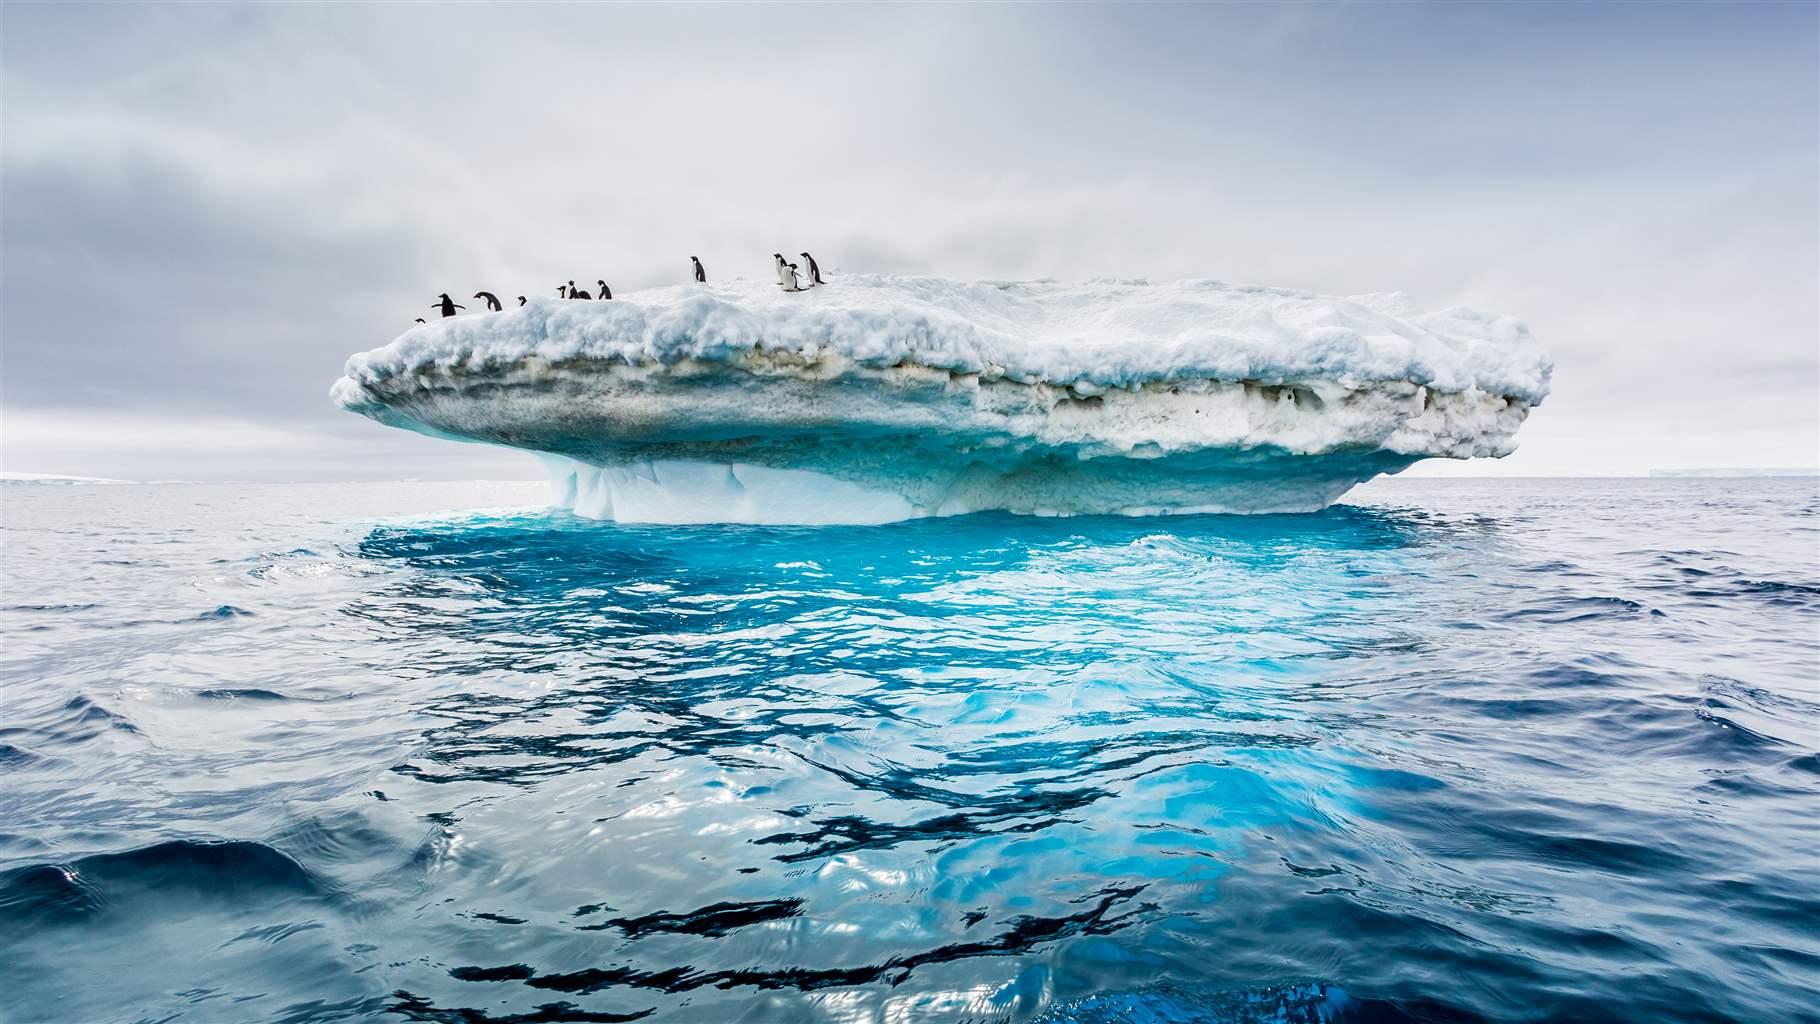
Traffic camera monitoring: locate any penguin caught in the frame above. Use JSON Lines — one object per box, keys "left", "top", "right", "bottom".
{"left": 773, "top": 253, "right": 790, "bottom": 286}
{"left": 558, "top": 283, "right": 568, "bottom": 298}
{"left": 800, "top": 252, "right": 824, "bottom": 286}
{"left": 474, "top": 291, "right": 503, "bottom": 312}
{"left": 432, "top": 293, "right": 465, "bottom": 318}
{"left": 691, "top": 257, "right": 706, "bottom": 283}
{"left": 568, "top": 279, "right": 591, "bottom": 300}
{"left": 517, "top": 296, "right": 527, "bottom": 307}
{"left": 414, "top": 318, "right": 426, "bottom": 324}
{"left": 597, "top": 280, "right": 612, "bottom": 300}
{"left": 782, "top": 263, "right": 804, "bottom": 292}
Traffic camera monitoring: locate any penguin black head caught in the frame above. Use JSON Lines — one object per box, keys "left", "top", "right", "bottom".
{"left": 517, "top": 296, "right": 526, "bottom": 305}
{"left": 800, "top": 252, "right": 810, "bottom": 257}
{"left": 415, "top": 318, "right": 426, "bottom": 323}
{"left": 438, "top": 293, "right": 450, "bottom": 299}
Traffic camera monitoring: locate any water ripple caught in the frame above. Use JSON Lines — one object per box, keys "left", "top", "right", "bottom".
{"left": 1, "top": 478, "right": 1815, "bottom": 1023}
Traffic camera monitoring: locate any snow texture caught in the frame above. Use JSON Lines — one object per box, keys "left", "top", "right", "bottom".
{"left": 333, "top": 275, "right": 1550, "bottom": 523}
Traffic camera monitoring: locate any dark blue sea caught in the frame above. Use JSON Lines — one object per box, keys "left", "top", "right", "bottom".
{"left": 2, "top": 478, "right": 1816, "bottom": 1024}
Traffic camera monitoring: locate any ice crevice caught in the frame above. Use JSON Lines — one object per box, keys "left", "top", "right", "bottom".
{"left": 332, "top": 275, "right": 1551, "bottom": 524}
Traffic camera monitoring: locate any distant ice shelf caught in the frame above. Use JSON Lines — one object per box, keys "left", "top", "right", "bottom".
{"left": 0, "top": 472, "right": 134, "bottom": 485}
{"left": 1648, "top": 468, "right": 1818, "bottom": 478}
{"left": 332, "top": 275, "right": 1551, "bottom": 524}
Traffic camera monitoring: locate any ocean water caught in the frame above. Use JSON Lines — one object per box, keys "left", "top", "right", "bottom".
{"left": 1, "top": 477, "right": 1815, "bottom": 1024}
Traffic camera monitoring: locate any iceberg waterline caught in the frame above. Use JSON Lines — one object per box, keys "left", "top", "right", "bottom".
{"left": 333, "top": 275, "right": 1551, "bottom": 523}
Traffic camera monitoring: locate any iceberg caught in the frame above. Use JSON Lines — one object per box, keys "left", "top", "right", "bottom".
{"left": 332, "top": 276, "right": 1550, "bottom": 524}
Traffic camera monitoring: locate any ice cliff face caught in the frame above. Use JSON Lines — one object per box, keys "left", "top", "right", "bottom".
{"left": 332, "top": 276, "right": 1551, "bottom": 523}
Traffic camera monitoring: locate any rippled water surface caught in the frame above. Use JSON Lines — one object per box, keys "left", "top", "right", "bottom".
{"left": 2, "top": 478, "right": 1816, "bottom": 1024}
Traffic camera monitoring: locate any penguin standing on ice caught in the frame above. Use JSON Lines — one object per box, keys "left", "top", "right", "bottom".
{"left": 568, "top": 279, "right": 591, "bottom": 300}
{"left": 773, "top": 253, "right": 790, "bottom": 286}
{"left": 474, "top": 291, "right": 503, "bottom": 312}
{"left": 433, "top": 293, "right": 465, "bottom": 317}
{"left": 799, "top": 252, "right": 824, "bottom": 286}
{"left": 597, "top": 280, "right": 612, "bottom": 300}
{"left": 781, "top": 263, "right": 804, "bottom": 292}
{"left": 517, "top": 296, "right": 527, "bottom": 306}
{"left": 558, "top": 283, "right": 568, "bottom": 298}
{"left": 691, "top": 257, "right": 706, "bottom": 283}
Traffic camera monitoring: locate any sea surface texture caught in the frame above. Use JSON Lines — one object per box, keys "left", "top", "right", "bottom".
{"left": 2, "top": 479, "right": 1815, "bottom": 1024}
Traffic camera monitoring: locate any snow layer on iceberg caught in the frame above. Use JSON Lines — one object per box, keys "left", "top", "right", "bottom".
{"left": 333, "top": 276, "right": 1550, "bottom": 524}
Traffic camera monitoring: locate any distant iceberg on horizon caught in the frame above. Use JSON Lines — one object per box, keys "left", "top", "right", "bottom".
{"left": 332, "top": 275, "right": 1551, "bottom": 524}
{"left": 0, "top": 471, "right": 135, "bottom": 485}
{"left": 1647, "top": 467, "right": 1819, "bottom": 478}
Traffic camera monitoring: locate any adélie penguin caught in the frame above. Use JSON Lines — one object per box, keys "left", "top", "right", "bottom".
{"left": 800, "top": 252, "right": 824, "bottom": 286}
{"left": 433, "top": 293, "right": 465, "bottom": 317}
{"left": 691, "top": 257, "right": 706, "bottom": 283}
{"left": 597, "top": 280, "right": 612, "bottom": 300}
{"left": 474, "top": 291, "right": 503, "bottom": 311}
{"left": 773, "top": 253, "right": 790, "bottom": 286}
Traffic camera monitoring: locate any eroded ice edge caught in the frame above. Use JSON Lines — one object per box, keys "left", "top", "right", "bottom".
{"left": 332, "top": 276, "right": 1551, "bottom": 524}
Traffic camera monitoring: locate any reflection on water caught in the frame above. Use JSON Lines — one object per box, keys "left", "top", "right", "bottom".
{"left": 1, "top": 480, "right": 1816, "bottom": 1023}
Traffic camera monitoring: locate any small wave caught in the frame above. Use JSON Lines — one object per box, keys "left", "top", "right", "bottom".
{"left": 1693, "top": 675, "right": 1820, "bottom": 752}
{"left": 197, "top": 604, "right": 255, "bottom": 620}
{"left": 222, "top": 919, "right": 326, "bottom": 947}
{"left": 1683, "top": 577, "right": 1820, "bottom": 606}
{"left": 196, "top": 687, "right": 290, "bottom": 701}
{"left": 1497, "top": 595, "right": 1652, "bottom": 624}
{"left": 0, "top": 839, "right": 332, "bottom": 928}
{"left": 1, "top": 602, "right": 101, "bottom": 613}
{"left": 1693, "top": 705, "right": 1794, "bottom": 752}
{"left": 1699, "top": 675, "right": 1820, "bottom": 718}
{"left": 0, "top": 742, "right": 49, "bottom": 768}
{"left": 1695, "top": 769, "right": 1815, "bottom": 799}
{"left": 1474, "top": 823, "right": 1696, "bottom": 878}
{"left": 1785, "top": 752, "right": 1820, "bottom": 776}
{"left": 3, "top": 693, "right": 142, "bottom": 747}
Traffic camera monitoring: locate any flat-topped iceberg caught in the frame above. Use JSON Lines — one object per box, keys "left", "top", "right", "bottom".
{"left": 332, "top": 276, "right": 1550, "bottom": 523}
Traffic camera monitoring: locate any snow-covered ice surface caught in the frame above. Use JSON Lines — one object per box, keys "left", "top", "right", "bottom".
{"left": 333, "top": 276, "right": 1550, "bottom": 523}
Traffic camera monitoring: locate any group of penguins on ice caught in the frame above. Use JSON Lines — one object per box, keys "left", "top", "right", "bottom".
{"left": 419, "top": 252, "right": 827, "bottom": 322}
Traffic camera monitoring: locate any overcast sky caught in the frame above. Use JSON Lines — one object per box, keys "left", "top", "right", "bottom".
{"left": 2, "top": 2, "right": 1815, "bottom": 480}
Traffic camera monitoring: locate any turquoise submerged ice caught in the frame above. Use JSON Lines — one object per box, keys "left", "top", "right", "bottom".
{"left": 333, "top": 277, "right": 1551, "bottom": 523}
